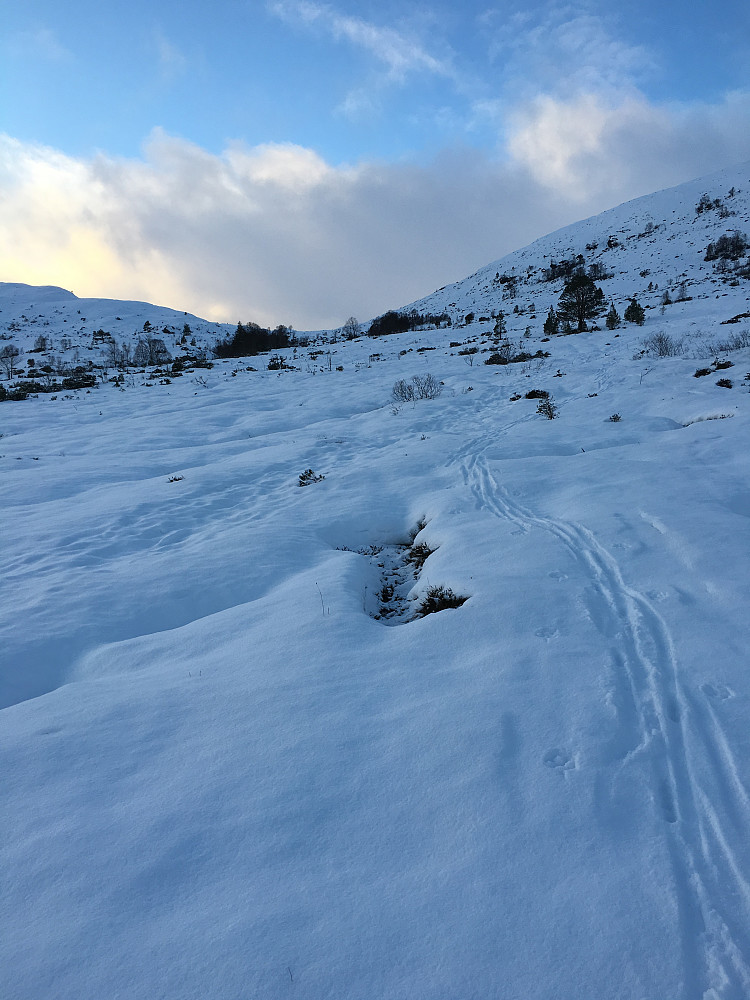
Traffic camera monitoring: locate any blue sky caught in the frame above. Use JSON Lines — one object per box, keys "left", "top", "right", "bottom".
{"left": 2, "top": 0, "right": 750, "bottom": 327}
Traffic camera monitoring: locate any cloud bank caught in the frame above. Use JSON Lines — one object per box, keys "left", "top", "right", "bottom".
{"left": 2, "top": 89, "right": 750, "bottom": 329}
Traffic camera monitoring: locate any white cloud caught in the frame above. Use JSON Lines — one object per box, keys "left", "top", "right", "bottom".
{"left": 0, "top": 130, "right": 562, "bottom": 328}
{"left": 1, "top": 90, "right": 749, "bottom": 330}
{"left": 484, "top": 4, "right": 654, "bottom": 100}
{"left": 335, "top": 88, "right": 381, "bottom": 122}
{"left": 225, "top": 141, "right": 336, "bottom": 188}
{"left": 155, "top": 33, "right": 189, "bottom": 82}
{"left": 508, "top": 90, "right": 750, "bottom": 201}
{"left": 268, "top": 1, "right": 453, "bottom": 82}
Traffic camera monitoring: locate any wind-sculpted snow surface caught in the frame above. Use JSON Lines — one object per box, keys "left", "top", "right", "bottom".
{"left": 2, "top": 164, "right": 750, "bottom": 1000}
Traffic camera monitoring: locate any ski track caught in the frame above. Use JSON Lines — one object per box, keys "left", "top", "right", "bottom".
{"left": 460, "top": 445, "right": 750, "bottom": 999}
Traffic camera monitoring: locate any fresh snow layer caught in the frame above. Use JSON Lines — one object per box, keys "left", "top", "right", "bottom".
{"left": 2, "top": 164, "right": 750, "bottom": 999}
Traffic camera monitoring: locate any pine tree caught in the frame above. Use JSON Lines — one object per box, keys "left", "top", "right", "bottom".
{"left": 543, "top": 307, "right": 559, "bottom": 336}
{"left": 557, "top": 273, "right": 605, "bottom": 332}
{"left": 605, "top": 303, "right": 620, "bottom": 330}
{"left": 624, "top": 298, "right": 645, "bottom": 325}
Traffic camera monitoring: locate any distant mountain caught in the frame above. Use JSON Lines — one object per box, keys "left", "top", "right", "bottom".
{"left": 0, "top": 282, "right": 231, "bottom": 363}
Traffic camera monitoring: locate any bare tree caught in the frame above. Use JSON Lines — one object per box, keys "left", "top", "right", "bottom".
{"left": 0, "top": 344, "right": 20, "bottom": 378}
{"left": 341, "top": 316, "right": 361, "bottom": 340}
{"left": 104, "top": 339, "right": 131, "bottom": 368}
{"left": 134, "top": 338, "right": 172, "bottom": 366}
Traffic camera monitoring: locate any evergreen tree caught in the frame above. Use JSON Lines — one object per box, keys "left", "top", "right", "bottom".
{"left": 605, "top": 303, "right": 620, "bottom": 330}
{"left": 543, "top": 307, "right": 559, "bottom": 336}
{"left": 624, "top": 298, "right": 645, "bottom": 325}
{"left": 493, "top": 312, "right": 507, "bottom": 338}
{"left": 557, "top": 273, "right": 605, "bottom": 332}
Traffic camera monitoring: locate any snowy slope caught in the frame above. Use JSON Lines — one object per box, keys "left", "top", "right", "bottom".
{"left": 2, "top": 164, "right": 750, "bottom": 1000}
{"left": 406, "top": 160, "right": 750, "bottom": 341}
{"left": 0, "top": 282, "right": 231, "bottom": 362}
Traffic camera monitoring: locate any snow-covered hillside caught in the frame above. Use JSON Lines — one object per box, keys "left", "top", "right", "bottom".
{"left": 2, "top": 164, "right": 750, "bottom": 1000}
{"left": 407, "top": 160, "right": 750, "bottom": 341}
{"left": 0, "top": 282, "right": 231, "bottom": 365}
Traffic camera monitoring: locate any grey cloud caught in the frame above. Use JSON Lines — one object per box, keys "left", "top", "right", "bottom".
{"left": 1, "top": 90, "right": 749, "bottom": 330}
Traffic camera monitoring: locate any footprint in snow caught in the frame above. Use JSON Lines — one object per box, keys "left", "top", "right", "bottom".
{"left": 535, "top": 625, "right": 559, "bottom": 639}
{"left": 543, "top": 748, "right": 575, "bottom": 771}
{"left": 548, "top": 570, "right": 567, "bottom": 581}
{"left": 701, "top": 682, "right": 734, "bottom": 701}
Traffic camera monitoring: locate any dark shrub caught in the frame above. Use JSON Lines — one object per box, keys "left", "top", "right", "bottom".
{"left": 416, "top": 585, "right": 468, "bottom": 617}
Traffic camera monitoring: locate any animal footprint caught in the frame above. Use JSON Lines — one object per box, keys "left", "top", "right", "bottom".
{"left": 543, "top": 748, "right": 575, "bottom": 771}
{"left": 701, "top": 682, "right": 734, "bottom": 701}
{"left": 535, "top": 625, "right": 558, "bottom": 639}
{"left": 548, "top": 570, "right": 567, "bottom": 582}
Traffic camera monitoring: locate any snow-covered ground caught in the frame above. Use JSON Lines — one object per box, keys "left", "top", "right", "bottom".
{"left": 2, "top": 164, "right": 750, "bottom": 999}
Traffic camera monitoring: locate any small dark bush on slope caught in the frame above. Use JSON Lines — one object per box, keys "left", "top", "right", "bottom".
{"left": 537, "top": 398, "right": 558, "bottom": 419}
{"left": 705, "top": 232, "right": 749, "bottom": 262}
{"left": 416, "top": 585, "right": 468, "bottom": 617}
{"left": 298, "top": 469, "right": 325, "bottom": 486}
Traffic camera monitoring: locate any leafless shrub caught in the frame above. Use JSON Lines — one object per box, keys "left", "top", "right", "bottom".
{"left": 392, "top": 373, "right": 443, "bottom": 403}
{"left": 642, "top": 332, "right": 683, "bottom": 357}
{"left": 712, "top": 329, "right": 750, "bottom": 352}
